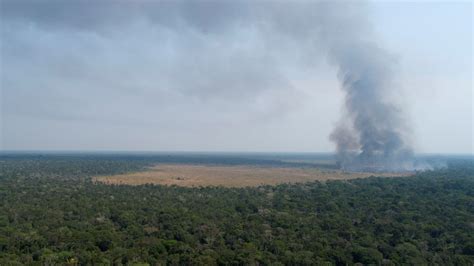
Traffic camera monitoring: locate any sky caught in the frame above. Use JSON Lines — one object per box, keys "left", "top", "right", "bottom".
{"left": 0, "top": 0, "right": 472, "bottom": 154}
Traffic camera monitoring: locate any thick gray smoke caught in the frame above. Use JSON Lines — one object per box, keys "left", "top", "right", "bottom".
{"left": 326, "top": 27, "right": 416, "bottom": 172}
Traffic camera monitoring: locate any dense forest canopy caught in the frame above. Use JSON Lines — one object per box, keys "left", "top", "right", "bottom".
{"left": 0, "top": 153, "right": 473, "bottom": 265}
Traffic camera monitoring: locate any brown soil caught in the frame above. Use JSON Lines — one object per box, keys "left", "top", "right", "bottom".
{"left": 93, "top": 164, "right": 411, "bottom": 188}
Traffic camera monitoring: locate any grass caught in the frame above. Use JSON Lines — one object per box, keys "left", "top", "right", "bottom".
{"left": 93, "top": 164, "right": 410, "bottom": 187}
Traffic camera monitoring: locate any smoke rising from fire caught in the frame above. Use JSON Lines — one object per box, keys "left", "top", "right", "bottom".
{"left": 325, "top": 24, "right": 416, "bottom": 171}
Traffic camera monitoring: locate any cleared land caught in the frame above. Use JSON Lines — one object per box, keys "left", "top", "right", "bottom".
{"left": 94, "top": 164, "right": 410, "bottom": 187}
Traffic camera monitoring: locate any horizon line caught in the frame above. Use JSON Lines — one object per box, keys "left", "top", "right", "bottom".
{"left": 0, "top": 149, "right": 473, "bottom": 157}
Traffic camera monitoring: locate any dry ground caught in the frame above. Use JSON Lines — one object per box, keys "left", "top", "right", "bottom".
{"left": 93, "top": 164, "right": 411, "bottom": 188}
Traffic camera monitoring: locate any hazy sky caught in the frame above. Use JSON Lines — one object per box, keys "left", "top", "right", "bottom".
{"left": 1, "top": 1, "right": 472, "bottom": 153}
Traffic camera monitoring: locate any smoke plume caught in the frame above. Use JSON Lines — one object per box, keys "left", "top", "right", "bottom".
{"left": 324, "top": 17, "right": 416, "bottom": 172}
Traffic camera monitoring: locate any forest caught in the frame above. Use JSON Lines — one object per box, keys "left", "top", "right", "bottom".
{"left": 0, "top": 153, "right": 473, "bottom": 265}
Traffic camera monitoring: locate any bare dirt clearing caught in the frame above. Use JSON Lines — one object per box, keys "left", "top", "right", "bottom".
{"left": 93, "top": 164, "right": 411, "bottom": 187}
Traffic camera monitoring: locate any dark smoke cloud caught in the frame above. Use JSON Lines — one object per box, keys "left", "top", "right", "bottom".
{"left": 328, "top": 42, "right": 416, "bottom": 171}
{"left": 319, "top": 7, "right": 420, "bottom": 172}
